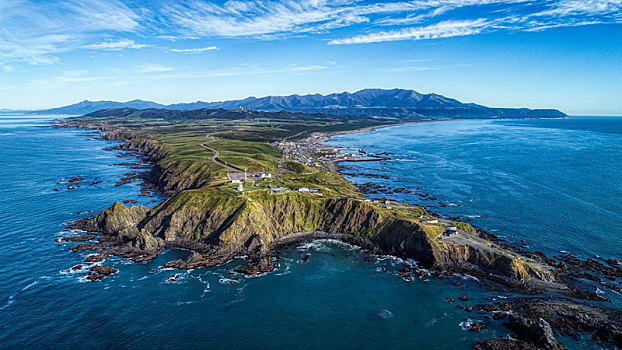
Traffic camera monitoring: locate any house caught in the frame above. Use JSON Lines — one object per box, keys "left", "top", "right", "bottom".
{"left": 445, "top": 226, "right": 458, "bottom": 231}
{"left": 257, "top": 172, "right": 272, "bottom": 179}
{"left": 227, "top": 173, "right": 245, "bottom": 184}
{"left": 237, "top": 183, "right": 244, "bottom": 191}
{"left": 443, "top": 230, "right": 459, "bottom": 237}
{"left": 422, "top": 219, "right": 439, "bottom": 224}
{"left": 270, "top": 186, "right": 289, "bottom": 195}
{"left": 309, "top": 188, "right": 320, "bottom": 193}
{"left": 297, "top": 187, "right": 310, "bottom": 193}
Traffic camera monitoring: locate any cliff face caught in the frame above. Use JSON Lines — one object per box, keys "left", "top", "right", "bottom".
{"left": 75, "top": 189, "right": 551, "bottom": 282}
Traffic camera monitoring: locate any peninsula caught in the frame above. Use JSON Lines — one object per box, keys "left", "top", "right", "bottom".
{"left": 57, "top": 107, "right": 621, "bottom": 349}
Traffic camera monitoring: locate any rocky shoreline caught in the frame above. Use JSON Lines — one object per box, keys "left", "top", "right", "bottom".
{"left": 56, "top": 120, "right": 622, "bottom": 349}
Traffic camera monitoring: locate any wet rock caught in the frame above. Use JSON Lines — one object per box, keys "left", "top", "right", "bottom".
{"left": 592, "top": 324, "right": 622, "bottom": 348}
{"left": 235, "top": 258, "right": 276, "bottom": 275}
{"left": 506, "top": 314, "right": 566, "bottom": 350}
{"left": 364, "top": 256, "right": 375, "bottom": 262}
{"left": 465, "top": 306, "right": 474, "bottom": 312}
{"left": 84, "top": 251, "right": 111, "bottom": 263}
{"left": 87, "top": 265, "right": 118, "bottom": 281}
{"left": 165, "top": 252, "right": 231, "bottom": 269}
{"left": 445, "top": 297, "right": 455, "bottom": 303}
{"left": 575, "top": 272, "right": 601, "bottom": 282}
{"left": 166, "top": 274, "right": 181, "bottom": 283}
{"left": 70, "top": 243, "right": 104, "bottom": 252}
{"left": 472, "top": 339, "right": 533, "bottom": 350}
{"left": 478, "top": 304, "right": 500, "bottom": 312}
{"left": 60, "top": 235, "right": 96, "bottom": 242}
{"left": 469, "top": 322, "right": 487, "bottom": 332}
{"left": 460, "top": 296, "right": 469, "bottom": 301}
{"left": 456, "top": 305, "right": 465, "bottom": 309}
{"left": 493, "top": 312, "right": 508, "bottom": 320}
{"left": 497, "top": 302, "right": 512, "bottom": 311}
{"left": 71, "top": 264, "right": 83, "bottom": 270}
{"left": 601, "top": 282, "right": 622, "bottom": 294}
{"left": 398, "top": 267, "right": 413, "bottom": 280}
{"left": 302, "top": 254, "right": 310, "bottom": 262}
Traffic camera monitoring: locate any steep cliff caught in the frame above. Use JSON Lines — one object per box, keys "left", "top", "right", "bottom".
{"left": 74, "top": 189, "right": 552, "bottom": 282}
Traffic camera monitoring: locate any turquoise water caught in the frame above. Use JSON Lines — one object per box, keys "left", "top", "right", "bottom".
{"left": 0, "top": 115, "right": 616, "bottom": 349}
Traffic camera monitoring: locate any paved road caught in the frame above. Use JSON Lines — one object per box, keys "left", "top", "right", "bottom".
{"left": 200, "top": 135, "right": 244, "bottom": 173}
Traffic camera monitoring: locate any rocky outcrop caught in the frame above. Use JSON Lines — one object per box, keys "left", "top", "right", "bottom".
{"left": 74, "top": 202, "right": 148, "bottom": 238}
{"left": 505, "top": 315, "right": 566, "bottom": 350}
{"left": 473, "top": 339, "right": 538, "bottom": 350}
{"left": 72, "top": 189, "right": 550, "bottom": 286}
{"left": 87, "top": 265, "right": 118, "bottom": 281}
{"left": 508, "top": 299, "right": 622, "bottom": 348}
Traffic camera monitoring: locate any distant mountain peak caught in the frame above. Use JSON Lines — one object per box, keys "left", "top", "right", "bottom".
{"left": 28, "top": 88, "right": 566, "bottom": 120}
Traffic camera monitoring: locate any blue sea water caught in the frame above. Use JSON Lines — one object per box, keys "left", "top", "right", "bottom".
{"left": 328, "top": 117, "right": 622, "bottom": 260}
{"left": 0, "top": 115, "right": 618, "bottom": 349}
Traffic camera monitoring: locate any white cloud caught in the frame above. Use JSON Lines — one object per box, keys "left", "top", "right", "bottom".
{"left": 170, "top": 46, "right": 220, "bottom": 53}
{"left": 0, "top": 0, "right": 621, "bottom": 64}
{"left": 328, "top": 0, "right": 622, "bottom": 44}
{"left": 145, "top": 63, "right": 330, "bottom": 80}
{"left": 536, "top": 0, "right": 622, "bottom": 17}
{"left": 329, "top": 19, "right": 490, "bottom": 45}
{"left": 85, "top": 39, "right": 147, "bottom": 50}
{"left": 163, "top": 0, "right": 426, "bottom": 37}
{"left": 0, "top": 0, "right": 141, "bottom": 64}
{"left": 138, "top": 64, "right": 174, "bottom": 73}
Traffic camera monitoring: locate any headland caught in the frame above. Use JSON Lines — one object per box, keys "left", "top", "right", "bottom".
{"left": 56, "top": 107, "right": 622, "bottom": 349}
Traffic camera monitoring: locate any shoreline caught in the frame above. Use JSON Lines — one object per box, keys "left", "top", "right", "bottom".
{"left": 57, "top": 116, "right": 622, "bottom": 349}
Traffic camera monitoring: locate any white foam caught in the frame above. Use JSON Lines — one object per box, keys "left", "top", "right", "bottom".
{"left": 21, "top": 280, "right": 38, "bottom": 291}
{"left": 377, "top": 309, "right": 394, "bottom": 319}
{"left": 425, "top": 318, "right": 438, "bottom": 328}
{"left": 0, "top": 295, "right": 15, "bottom": 310}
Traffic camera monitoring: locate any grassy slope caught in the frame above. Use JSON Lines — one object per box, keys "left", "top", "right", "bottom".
{"left": 66, "top": 109, "right": 465, "bottom": 240}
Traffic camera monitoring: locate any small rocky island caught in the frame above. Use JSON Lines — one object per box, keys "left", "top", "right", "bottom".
{"left": 57, "top": 107, "right": 622, "bottom": 349}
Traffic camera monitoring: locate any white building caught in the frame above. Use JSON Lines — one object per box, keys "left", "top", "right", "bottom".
{"left": 227, "top": 173, "right": 245, "bottom": 184}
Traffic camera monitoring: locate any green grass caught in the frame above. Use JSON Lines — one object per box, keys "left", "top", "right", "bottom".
{"left": 65, "top": 109, "right": 404, "bottom": 202}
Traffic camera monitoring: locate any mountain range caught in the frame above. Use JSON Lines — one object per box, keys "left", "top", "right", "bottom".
{"left": 18, "top": 89, "right": 566, "bottom": 119}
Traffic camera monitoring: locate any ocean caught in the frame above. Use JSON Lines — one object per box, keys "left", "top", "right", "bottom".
{"left": 0, "top": 115, "right": 618, "bottom": 349}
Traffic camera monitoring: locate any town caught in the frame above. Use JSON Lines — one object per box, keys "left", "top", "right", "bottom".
{"left": 275, "top": 133, "right": 390, "bottom": 172}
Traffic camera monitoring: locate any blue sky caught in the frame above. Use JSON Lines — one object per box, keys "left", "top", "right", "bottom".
{"left": 0, "top": 0, "right": 620, "bottom": 115}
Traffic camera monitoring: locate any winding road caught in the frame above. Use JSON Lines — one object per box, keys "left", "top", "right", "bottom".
{"left": 200, "top": 135, "right": 244, "bottom": 173}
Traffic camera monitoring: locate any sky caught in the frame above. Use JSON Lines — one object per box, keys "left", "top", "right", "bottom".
{"left": 0, "top": 0, "right": 621, "bottom": 115}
